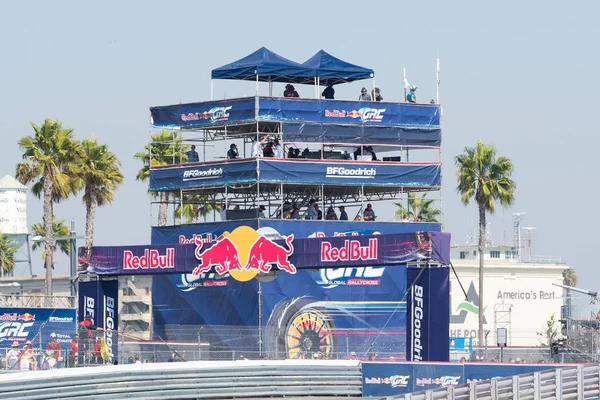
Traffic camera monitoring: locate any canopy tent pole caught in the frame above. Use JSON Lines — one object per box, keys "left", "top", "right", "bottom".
{"left": 211, "top": 79, "right": 214, "bottom": 100}
{"left": 317, "top": 79, "right": 320, "bottom": 99}
{"left": 269, "top": 80, "right": 273, "bottom": 97}
{"left": 314, "top": 77, "right": 318, "bottom": 98}
{"left": 256, "top": 73, "right": 259, "bottom": 96}
{"left": 371, "top": 74, "right": 375, "bottom": 100}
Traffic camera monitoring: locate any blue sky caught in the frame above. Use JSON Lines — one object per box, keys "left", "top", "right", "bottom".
{"left": 1, "top": 1, "right": 598, "bottom": 306}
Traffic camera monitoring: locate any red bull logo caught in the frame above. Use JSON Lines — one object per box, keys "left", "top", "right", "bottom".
{"left": 320, "top": 238, "right": 378, "bottom": 262}
{"left": 192, "top": 226, "right": 296, "bottom": 282}
{"left": 123, "top": 248, "right": 175, "bottom": 270}
{"left": 18, "top": 313, "right": 35, "bottom": 322}
{"left": 0, "top": 313, "right": 17, "bottom": 321}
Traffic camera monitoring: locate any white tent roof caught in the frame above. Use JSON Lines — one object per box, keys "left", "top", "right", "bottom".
{"left": 0, "top": 175, "right": 28, "bottom": 190}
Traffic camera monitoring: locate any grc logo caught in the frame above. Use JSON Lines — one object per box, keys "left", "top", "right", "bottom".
{"left": 180, "top": 106, "right": 232, "bottom": 122}
{"left": 411, "top": 284, "right": 424, "bottom": 361}
{"left": 0, "top": 322, "right": 34, "bottom": 342}
{"left": 440, "top": 376, "right": 460, "bottom": 386}
{"left": 359, "top": 108, "right": 385, "bottom": 122}
{"left": 321, "top": 238, "right": 378, "bottom": 262}
{"left": 317, "top": 266, "right": 385, "bottom": 289}
{"left": 192, "top": 226, "right": 296, "bottom": 282}
{"left": 390, "top": 375, "right": 410, "bottom": 388}
{"left": 123, "top": 248, "right": 175, "bottom": 270}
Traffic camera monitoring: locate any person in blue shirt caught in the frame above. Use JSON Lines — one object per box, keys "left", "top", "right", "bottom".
{"left": 338, "top": 206, "right": 348, "bottom": 221}
{"left": 227, "top": 143, "right": 238, "bottom": 160}
{"left": 406, "top": 86, "right": 417, "bottom": 103}
{"left": 186, "top": 145, "right": 199, "bottom": 163}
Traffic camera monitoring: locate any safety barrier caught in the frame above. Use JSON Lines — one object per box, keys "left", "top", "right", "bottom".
{"left": 0, "top": 359, "right": 362, "bottom": 400}
{"left": 392, "top": 364, "right": 600, "bottom": 400}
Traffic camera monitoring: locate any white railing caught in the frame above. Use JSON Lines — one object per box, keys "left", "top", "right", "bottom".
{"left": 0, "top": 294, "right": 74, "bottom": 308}
{"left": 394, "top": 364, "right": 600, "bottom": 400}
{"left": 0, "top": 359, "right": 362, "bottom": 399}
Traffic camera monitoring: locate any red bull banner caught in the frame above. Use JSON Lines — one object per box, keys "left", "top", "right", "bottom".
{"left": 79, "top": 228, "right": 450, "bottom": 278}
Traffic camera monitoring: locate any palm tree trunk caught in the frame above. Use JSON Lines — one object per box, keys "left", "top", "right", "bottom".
{"left": 43, "top": 171, "right": 54, "bottom": 296}
{"left": 158, "top": 192, "right": 168, "bottom": 227}
{"left": 478, "top": 203, "right": 486, "bottom": 349}
{"left": 85, "top": 198, "right": 97, "bottom": 251}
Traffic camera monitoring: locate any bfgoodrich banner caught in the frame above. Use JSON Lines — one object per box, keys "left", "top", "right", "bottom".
{"left": 78, "top": 280, "right": 119, "bottom": 364}
{"left": 406, "top": 266, "right": 450, "bottom": 362}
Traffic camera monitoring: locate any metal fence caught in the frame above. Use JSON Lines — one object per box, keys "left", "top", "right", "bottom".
{"left": 0, "top": 294, "right": 74, "bottom": 308}
{"left": 393, "top": 364, "right": 600, "bottom": 400}
{"left": 0, "top": 360, "right": 363, "bottom": 399}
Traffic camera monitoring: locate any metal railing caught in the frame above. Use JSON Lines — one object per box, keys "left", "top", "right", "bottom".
{"left": 393, "top": 364, "right": 600, "bottom": 400}
{"left": 0, "top": 360, "right": 363, "bottom": 399}
{"left": 0, "top": 294, "right": 75, "bottom": 308}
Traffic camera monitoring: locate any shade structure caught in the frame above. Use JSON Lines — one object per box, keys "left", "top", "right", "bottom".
{"left": 302, "top": 50, "right": 374, "bottom": 85}
{"left": 211, "top": 47, "right": 316, "bottom": 84}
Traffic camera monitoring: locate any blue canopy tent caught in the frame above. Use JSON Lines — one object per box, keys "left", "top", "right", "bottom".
{"left": 302, "top": 50, "right": 375, "bottom": 99}
{"left": 210, "top": 47, "right": 316, "bottom": 98}
{"left": 302, "top": 50, "right": 374, "bottom": 85}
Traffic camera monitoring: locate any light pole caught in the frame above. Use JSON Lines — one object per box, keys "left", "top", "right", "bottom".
{"left": 31, "top": 220, "right": 84, "bottom": 302}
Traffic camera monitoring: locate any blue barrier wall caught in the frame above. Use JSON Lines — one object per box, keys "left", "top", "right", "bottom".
{"left": 362, "top": 361, "right": 579, "bottom": 397}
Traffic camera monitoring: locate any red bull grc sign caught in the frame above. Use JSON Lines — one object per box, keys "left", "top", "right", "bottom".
{"left": 79, "top": 227, "right": 450, "bottom": 280}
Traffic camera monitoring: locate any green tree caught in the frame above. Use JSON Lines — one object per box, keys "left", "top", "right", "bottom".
{"left": 394, "top": 192, "right": 441, "bottom": 222}
{"left": 0, "top": 234, "right": 17, "bottom": 277}
{"left": 31, "top": 219, "right": 71, "bottom": 260}
{"left": 16, "top": 119, "right": 83, "bottom": 295}
{"left": 81, "top": 138, "right": 124, "bottom": 251}
{"left": 134, "top": 130, "right": 186, "bottom": 226}
{"left": 455, "top": 140, "right": 516, "bottom": 347}
{"left": 562, "top": 268, "right": 578, "bottom": 287}
{"left": 175, "top": 194, "right": 221, "bottom": 224}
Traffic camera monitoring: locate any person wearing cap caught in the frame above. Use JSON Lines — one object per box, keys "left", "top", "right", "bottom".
{"left": 407, "top": 86, "right": 417, "bottom": 103}
{"left": 349, "top": 351, "right": 358, "bottom": 360}
{"left": 6, "top": 341, "right": 20, "bottom": 370}
{"left": 363, "top": 203, "right": 376, "bottom": 221}
{"left": 78, "top": 314, "right": 103, "bottom": 366}
{"left": 358, "top": 87, "right": 372, "bottom": 101}
{"left": 372, "top": 87, "right": 383, "bottom": 102}
{"left": 227, "top": 143, "right": 238, "bottom": 160}
{"left": 20, "top": 341, "right": 36, "bottom": 370}
{"left": 338, "top": 206, "right": 348, "bottom": 221}
{"left": 252, "top": 136, "right": 267, "bottom": 157}
{"left": 46, "top": 332, "right": 61, "bottom": 362}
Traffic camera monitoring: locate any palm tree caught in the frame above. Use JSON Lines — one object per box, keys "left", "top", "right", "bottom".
{"left": 16, "top": 119, "right": 83, "bottom": 295}
{"left": 562, "top": 268, "right": 578, "bottom": 320}
{"left": 394, "top": 192, "right": 441, "bottom": 222}
{"left": 175, "top": 194, "right": 221, "bottom": 224}
{"left": 455, "top": 140, "right": 516, "bottom": 348}
{"left": 562, "top": 268, "right": 578, "bottom": 287}
{"left": 134, "top": 130, "right": 186, "bottom": 226}
{"left": 81, "top": 138, "right": 124, "bottom": 251}
{"left": 31, "top": 219, "right": 71, "bottom": 261}
{"left": 0, "top": 234, "right": 17, "bottom": 277}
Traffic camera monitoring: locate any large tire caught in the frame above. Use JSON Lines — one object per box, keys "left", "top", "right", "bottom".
{"left": 264, "top": 297, "right": 336, "bottom": 360}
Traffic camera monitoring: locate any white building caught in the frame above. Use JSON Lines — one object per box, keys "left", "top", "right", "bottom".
{"left": 450, "top": 244, "right": 567, "bottom": 347}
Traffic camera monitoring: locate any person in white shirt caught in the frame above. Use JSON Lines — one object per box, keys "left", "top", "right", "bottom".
{"left": 220, "top": 201, "right": 228, "bottom": 221}
{"left": 252, "top": 136, "right": 267, "bottom": 157}
{"left": 272, "top": 139, "right": 283, "bottom": 158}
{"left": 6, "top": 341, "right": 20, "bottom": 370}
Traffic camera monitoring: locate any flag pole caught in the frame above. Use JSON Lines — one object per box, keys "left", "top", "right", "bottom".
{"left": 436, "top": 56, "right": 440, "bottom": 104}
{"left": 403, "top": 67, "right": 407, "bottom": 103}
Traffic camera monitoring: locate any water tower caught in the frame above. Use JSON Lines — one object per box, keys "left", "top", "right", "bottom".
{"left": 0, "top": 175, "right": 32, "bottom": 276}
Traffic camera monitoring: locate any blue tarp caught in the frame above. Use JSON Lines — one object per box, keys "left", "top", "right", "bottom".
{"left": 211, "top": 47, "right": 316, "bottom": 84}
{"left": 302, "top": 50, "right": 374, "bottom": 85}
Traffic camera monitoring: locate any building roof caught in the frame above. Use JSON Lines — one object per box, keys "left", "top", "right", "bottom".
{"left": 0, "top": 175, "right": 27, "bottom": 190}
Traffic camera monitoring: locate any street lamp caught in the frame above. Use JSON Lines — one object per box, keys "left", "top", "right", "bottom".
{"left": 30, "top": 220, "right": 85, "bottom": 299}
